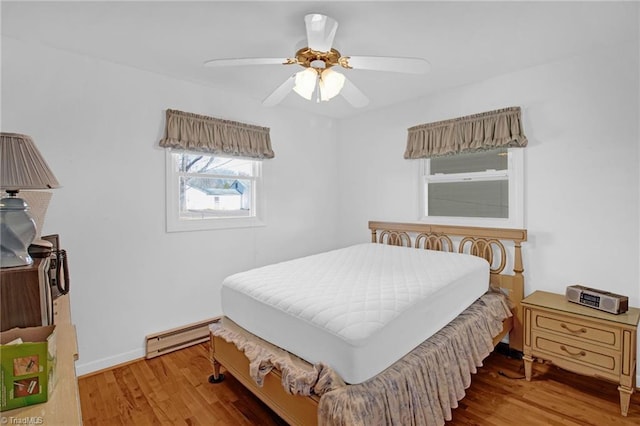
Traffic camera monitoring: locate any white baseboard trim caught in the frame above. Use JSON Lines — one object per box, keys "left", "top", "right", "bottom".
{"left": 76, "top": 348, "right": 144, "bottom": 377}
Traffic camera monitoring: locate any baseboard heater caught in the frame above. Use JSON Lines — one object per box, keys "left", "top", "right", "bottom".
{"left": 145, "top": 317, "right": 220, "bottom": 359}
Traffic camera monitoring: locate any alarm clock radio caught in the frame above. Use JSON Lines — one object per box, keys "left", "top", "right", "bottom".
{"left": 565, "top": 285, "right": 628, "bottom": 315}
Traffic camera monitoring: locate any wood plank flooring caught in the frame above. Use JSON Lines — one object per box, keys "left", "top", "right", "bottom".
{"left": 79, "top": 343, "right": 640, "bottom": 425}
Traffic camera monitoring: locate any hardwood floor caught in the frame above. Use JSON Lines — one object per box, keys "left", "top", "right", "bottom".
{"left": 79, "top": 343, "right": 640, "bottom": 425}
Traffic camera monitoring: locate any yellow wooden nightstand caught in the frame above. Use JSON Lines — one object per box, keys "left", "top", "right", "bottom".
{"left": 522, "top": 290, "right": 640, "bottom": 416}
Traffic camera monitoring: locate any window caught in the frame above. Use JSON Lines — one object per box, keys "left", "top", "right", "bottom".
{"left": 166, "top": 150, "right": 264, "bottom": 232}
{"left": 421, "top": 148, "right": 523, "bottom": 228}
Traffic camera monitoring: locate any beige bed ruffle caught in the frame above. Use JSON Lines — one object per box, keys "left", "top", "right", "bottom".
{"left": 211, "top": 291, "right": 512, "bottom": 426}
{"left": 210, "top": 317, "right": 346, "bottom": 396}
{"left": 319, "top": 292, "right": 511, "bottom": 425}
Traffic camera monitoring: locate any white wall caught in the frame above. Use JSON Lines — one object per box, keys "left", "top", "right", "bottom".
{"left": 1, "top": 37, "right": 340, "bottom": 375}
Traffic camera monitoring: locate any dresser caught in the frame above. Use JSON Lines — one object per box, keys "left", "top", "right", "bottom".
{"left": 522, "top": 290, "right": 640, "bottom": 416}
{"left": 1, "top": 294, "right": 82, "bottom": 424}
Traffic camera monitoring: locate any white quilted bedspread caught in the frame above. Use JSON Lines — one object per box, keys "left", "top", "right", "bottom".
{"left": 222, "top": 243, "right": 489, "bottom": 346}
{"left": 221, "top": 243, "right": 490, "bottom": 383}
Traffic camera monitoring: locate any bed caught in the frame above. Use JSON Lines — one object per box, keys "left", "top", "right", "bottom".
{"left": 209, "top": 221, "right": 527, "bottom": 425}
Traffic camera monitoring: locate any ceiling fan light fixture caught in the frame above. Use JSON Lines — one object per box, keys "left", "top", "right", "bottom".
{"left": 205, "top": 13, "right": 430, "bottom": 109}
{"left": 319, "top": 68, "right": 346, "bottom": 101}
{"left": 293, "top": 68, "right": 317, "bottom": 100}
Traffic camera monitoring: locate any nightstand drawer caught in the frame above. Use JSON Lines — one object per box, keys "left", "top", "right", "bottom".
{"left": 532, "top": 332, "right": 620, "bottom": 378}
{"left": 532, "top": 310, "right": 620, "bottom": 349}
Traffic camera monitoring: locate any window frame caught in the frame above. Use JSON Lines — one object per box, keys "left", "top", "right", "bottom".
{"left": 165, "top": 149, "right": 265, "bottom": 232}
{"left": 419, "top": 148, "right": 524, "bottom": 229}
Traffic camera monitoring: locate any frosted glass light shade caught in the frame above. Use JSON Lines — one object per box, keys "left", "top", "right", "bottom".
{"left": 293, "top": 68, "right": 318, "bottom": 100}
{"left": 319, "top": 68, "right": 346, "bottom": 101}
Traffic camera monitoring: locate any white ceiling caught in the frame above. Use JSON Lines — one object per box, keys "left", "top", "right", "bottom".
{"left": 2, "top": 1, "right": 638, "bottom": 119}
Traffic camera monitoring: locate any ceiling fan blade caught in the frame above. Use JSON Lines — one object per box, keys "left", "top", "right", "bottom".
{"left": 262, "top": 75, "right": 296, "bottom": 107}
{"left": 344, "top": 56, "right": 431, "bottom": 74}
{"left": 340, "top": 78, "right": 369, "bottom": 108}
{"left": 204, "top": 57, "right": 290, "bottom": 67}
{"left": 304, "top": 13, "right": 338, "bottom": 52}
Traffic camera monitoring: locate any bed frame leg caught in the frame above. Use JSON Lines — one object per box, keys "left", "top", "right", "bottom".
{"left": 208, "top": 359, "right": 225, "bottom": 384}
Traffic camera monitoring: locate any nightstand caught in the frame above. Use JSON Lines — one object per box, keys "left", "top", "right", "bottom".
{"left": 522, "top": 291, "right": 640, "bottom": 416}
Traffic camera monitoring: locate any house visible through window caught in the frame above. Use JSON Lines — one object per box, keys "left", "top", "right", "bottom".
{"left": 166, "top": 151, "right": 263, "bottom": 231}
{"left": 421, "top": 148, "right": 523, "bottom": 228}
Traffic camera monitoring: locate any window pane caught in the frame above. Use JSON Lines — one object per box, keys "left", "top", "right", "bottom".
{"left": 428, "top": 180, "right": 508, "bottom": 218}
{"left": 179, "top": 176, "right": 253, "bottom": 219}
{"left": 430, "top": 148, "right": 507, "bottom": 175}
{"left": 175, "top": 154, "right": 254, "bottom": 177}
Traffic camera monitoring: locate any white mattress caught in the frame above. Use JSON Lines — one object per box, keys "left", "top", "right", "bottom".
{"left": 221, "top": 243, "right": 489, "bottom": 384}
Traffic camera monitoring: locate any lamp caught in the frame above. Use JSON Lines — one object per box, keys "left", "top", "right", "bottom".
{"left": 293, "top": 66, "right": 346, "bottom": 102}
{"left": 0, "top": 133, "right": 59, "bottom": 268}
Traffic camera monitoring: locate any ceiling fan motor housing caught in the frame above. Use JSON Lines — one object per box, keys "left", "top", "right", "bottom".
{"left": 294, "top": 47, "right": 349, "bottom": 70}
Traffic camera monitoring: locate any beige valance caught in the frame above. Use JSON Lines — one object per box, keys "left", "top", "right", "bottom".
{"left": 404, "top": 106, "right": 527, "bottom": 159}
{"left": 159, "top": 109, "right": 274, "bottom": 159}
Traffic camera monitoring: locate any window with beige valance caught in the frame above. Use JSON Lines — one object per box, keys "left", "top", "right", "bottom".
{"left": 404, "top": 106, "right": 527, "bottom": 159}
{"left": 159, "top": 109, "right": 274, "bottom": 159}
{"left": 159, "top": 109, "right": 271, "bottom": 232}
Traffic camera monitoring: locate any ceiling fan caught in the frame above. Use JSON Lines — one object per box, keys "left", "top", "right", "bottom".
{"left": 203, "top": 13, "right": 430, "bottom": 108}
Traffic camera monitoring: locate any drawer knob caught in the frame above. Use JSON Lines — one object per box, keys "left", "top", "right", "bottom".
{"left": 560, "top": 345, "right": 586, "bottom": 357}
{"left": 560, "top": 323, "right": 587, "bottom": 334}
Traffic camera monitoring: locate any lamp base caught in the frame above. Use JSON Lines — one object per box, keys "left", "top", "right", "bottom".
{"left": 0, "top": 197, "right": 36, "bottom": 268}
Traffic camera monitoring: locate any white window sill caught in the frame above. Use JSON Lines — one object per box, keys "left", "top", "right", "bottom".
{"left": 166, "top": 217, "right": 265, "bottom": 233}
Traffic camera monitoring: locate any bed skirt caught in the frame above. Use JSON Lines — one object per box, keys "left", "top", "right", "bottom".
{"left": 211, "top": 291, "right": 512, "bottom": 426}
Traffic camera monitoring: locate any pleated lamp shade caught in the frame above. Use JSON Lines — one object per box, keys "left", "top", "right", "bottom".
{"left": 0, "top": 132, "right": 60, "bottom": 191}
